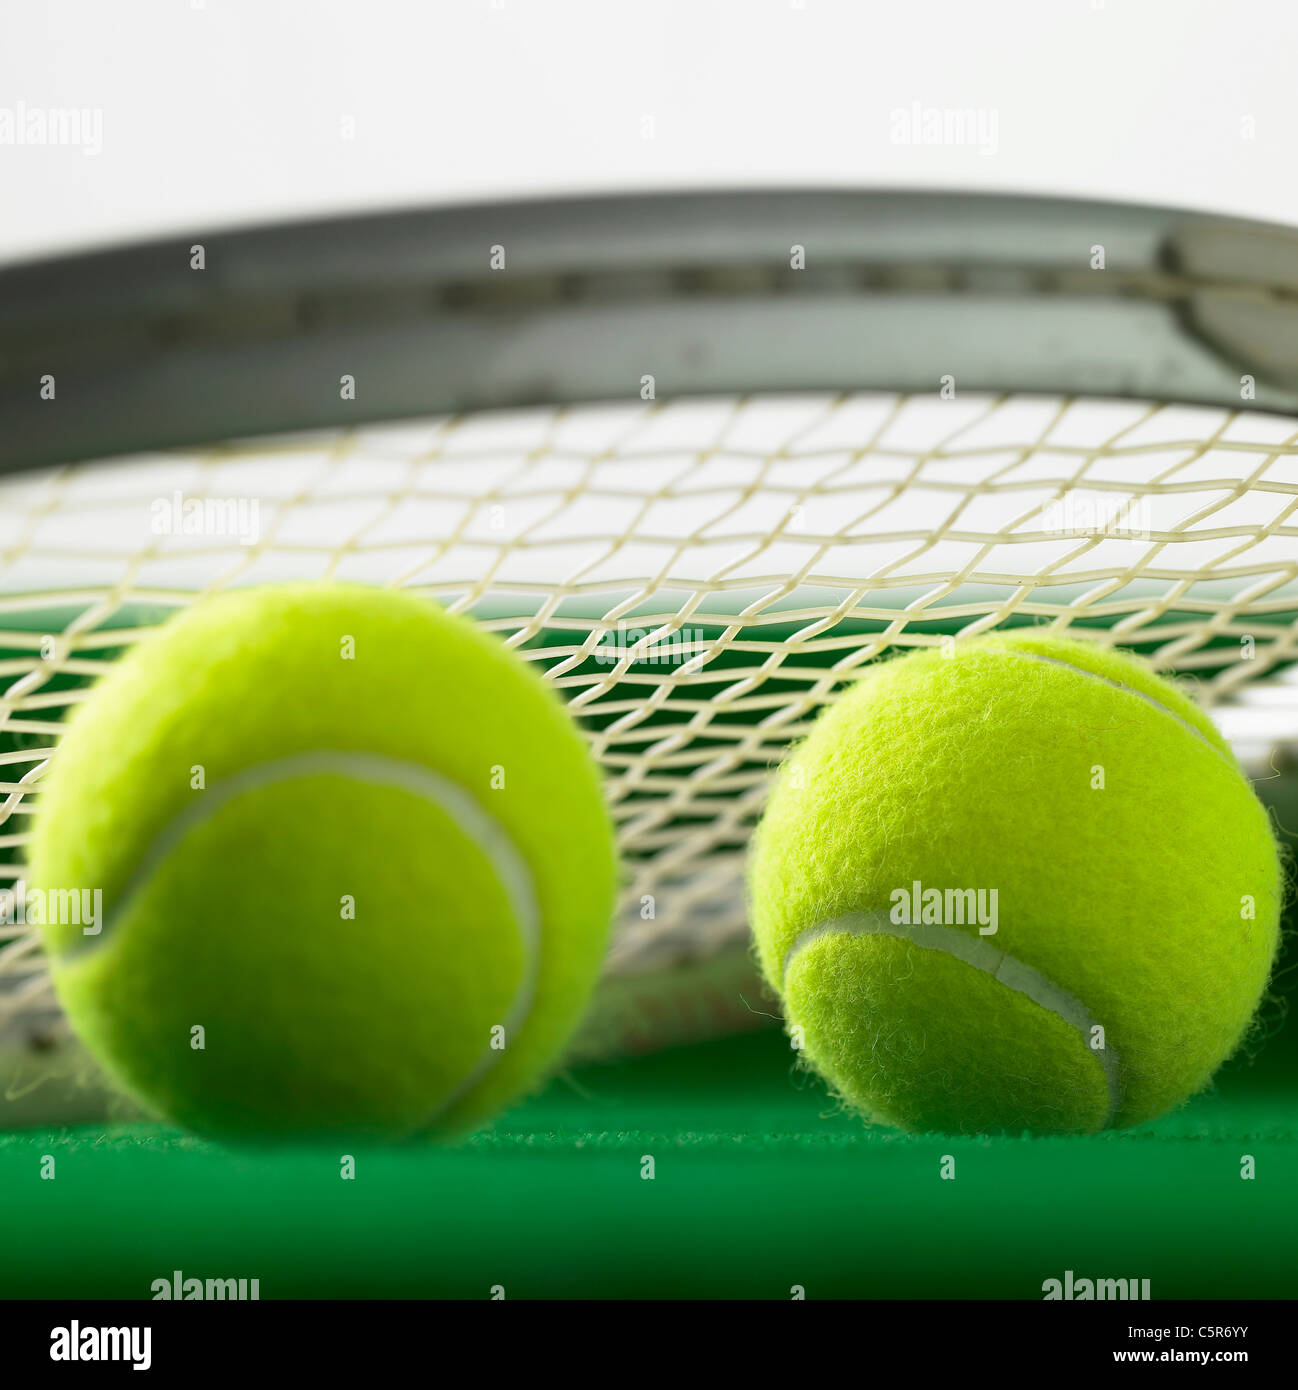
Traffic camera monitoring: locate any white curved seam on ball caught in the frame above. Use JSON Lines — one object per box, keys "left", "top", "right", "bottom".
{"left": 989, "top": 646, "right": 1226, "bottom": 760}
{"left": 64, "top": 750, "right": 540, "bottom": 1125}
{"left": 782, "top": 914, "right": 1122, "bottom": 1127}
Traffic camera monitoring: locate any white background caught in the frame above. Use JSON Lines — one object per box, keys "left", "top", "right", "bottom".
{"left": 2, "top": 0, "right": 1297, "bottom": 264}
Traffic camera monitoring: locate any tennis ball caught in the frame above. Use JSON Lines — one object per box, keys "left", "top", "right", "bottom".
{"left": 29, "top": 583, "right": 617, "bottom": 1140}
{"left": 749, "top": 632, "right": 1283, "bottom": 1135}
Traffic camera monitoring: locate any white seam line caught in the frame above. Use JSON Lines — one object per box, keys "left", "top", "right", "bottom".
{"left": 990, "top": 645, "right": 1225, "bottom": 759}
{"left": 769, "top": 646, "right": 1215, "bottom": 1131}
{"left": 59, "top": 750, "right": 539, "bottom": 1127}
{"left": 782, "top": 912, "right": 1122, "bottom": 1127}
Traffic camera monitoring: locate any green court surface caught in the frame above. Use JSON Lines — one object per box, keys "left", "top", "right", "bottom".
{"left": 3, "top": 1018, "right": 1296, "bottom": 1300}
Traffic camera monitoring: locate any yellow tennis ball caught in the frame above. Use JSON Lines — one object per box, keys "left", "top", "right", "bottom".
{"left": 30, "top": 583, "right": 617, "bottom": 1140}
{"left": 749, "top": 632, "right": 1283, "bottom": 1135}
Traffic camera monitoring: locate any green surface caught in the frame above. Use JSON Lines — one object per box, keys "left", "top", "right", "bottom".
{"left": 3, "top": 1024, "right": 1297, "bottom": 1300}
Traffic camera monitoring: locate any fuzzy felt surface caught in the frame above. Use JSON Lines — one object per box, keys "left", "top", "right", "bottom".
{"left": 749, "top": 632, "right": 1284, "bottom": 1134}
{"left": 29, "top": 583, "right": 618, "bottom": 1139}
